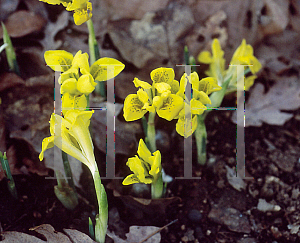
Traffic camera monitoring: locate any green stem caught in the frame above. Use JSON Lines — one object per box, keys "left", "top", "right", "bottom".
{"left": 151, "top": 172, "right": 163, "bottom": 199}
{"left": 194, "top": 115, "right": 207, "bottom": 165}
{"left": 205, "top": 74, "right": 232, "bottom": 115}
{"left": 61, "top": 151, "right": 77, "bottom": 198}
{"left": 93, "top": 169, "right": 108, "bottom": 243}
{"left": 195, "top": 76, "right": 231, "bottom": 165}
{"left": 147, "top": 111, "right": 156, "bottom": 153}
{"left": 86, "top": 19, "right": 106, "bottom": 98}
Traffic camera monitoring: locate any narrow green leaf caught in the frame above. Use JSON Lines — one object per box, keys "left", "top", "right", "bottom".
{"left": 1, "top": 22, "right": 20, "bottom": 75}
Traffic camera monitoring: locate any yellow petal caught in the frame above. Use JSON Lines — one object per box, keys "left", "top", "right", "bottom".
{"left": 77, "top": 73, "right": 96, "bottom": 94}
{"left": 60, "top": 78, "right": 79, "bottom": 95}
{"left": 67, "top": 1, "right": 92, "bottom": 25}
{"left": 244, "top": 75, "right": 257, "bottom": 91}
{"left": 170, "top": 79, "right": 179, "bottom": 94}
{"left": 133, "top": 77, "right": 151, "bottom": 89}
{"left": 126, "top": 156, "right": 152, "bottom": 184}
{"left": 155, "top": 82, "right": 171, "bottom": 93}
{"left": 72, "top": 50, "right": 90, "bottom": 74}
{"left": 62, "top": 93, "right": 87, "bottom": 115}
{"left": 64, "top": 110, "right": 96, "bottom": 172}
{"left": 148, "top": 150, "right": 161, "bottom": 182}
{"left": 137, "top": 88, "right": 149, "bottom": 104}
{"left": 122, "top": 174, "right": 140, "bottom": 185}
{"left": 48, "top": 113, "right": 90, "bottom": 167}
{"left": 177, "top": 73, "right": 188, "bottom": 98}
{"left": 39, "top": 0, "right": 66, "bottom": 6}
{"left": 231, "top": 39, "right": 247, "bottom": 63}
{"left": 198, "top": 51, "right": 213, "bottom": 64}
{"left": 156, "top": 94, "right": 184, "bottom": 121}
{"left": 39, "top": 136, "right": 54, "bottom": 161}
{"left": 150, "top": 67, "right": 175, "bottom": 84}
{"left": 190, "top": 98, "right": 207, "bottom": 115}
{"left": 211, "top": 39, "right": 225, "bottom": 66}
{"left": 198, "top": 77, "right": 222, "bottom": 95}
{"left": 123, "top": 94, "right": 147, "bottom": 121}
{"left": 137, "top": 139, "right": 152, "bottom": 162}
{"left": 66, "top": 0, "right": 89, "bottom": 10}
{"left": 152, "top": 96, "right": 163, "bottom": 109}
{"left": 189, "top": 72, "right": 200, "bottom": 92}
{"left": 90, "top": 57, "right": 125, "bottom": 81}
{"left": 44, "top": 50, "right": 73, "bottom": 72}
{"left": 193, "top": 90, "right": 211, "bottom": 105}
{"left": 176, "top": 110, "right": 198, "bottom": 138}
{"left": 59, "top": 68, "right": 78, "bottom": 84}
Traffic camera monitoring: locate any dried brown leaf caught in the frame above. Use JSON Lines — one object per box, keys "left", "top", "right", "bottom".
{"left": 0, "top": 10, "right": 46, "bottom": 38}
{"left": 0, "top": 0, "right": 19, "bottom": 22}
{"left": 1, "top": 224, "right": 96, "bottom": 243}
{"left": 232, "top": 77, "right": 300, "bottom": 127}
{"left": 0, "top": 73, "right": 25, "bottom": 93}
{"left": 108, "top": 226, "right": 161, "bottom": 243}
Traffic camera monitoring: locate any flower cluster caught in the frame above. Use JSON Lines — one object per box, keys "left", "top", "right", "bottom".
{"left": 123, "top": 67, "right": 221, "bottom": 137}
{"left": 123, "top": 139, "right": 161, "bottom": 185}
{"left": 40, "top": 50, "right": 124, "bottom": 174}
{"left": 39, "top": 0, "right": 92, "bottom": 25}
{"left": 44, "top": 50, "right": 124, "bottom": 115}
{"left": 198, "top": 38, "right": 262, "bottom": 92}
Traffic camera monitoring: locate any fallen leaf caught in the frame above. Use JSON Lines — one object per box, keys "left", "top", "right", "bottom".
{"left": 0, "top": 10, "right": 47, "bottom": 38}
{"left": 0, "top": 73, "right": 25, "bottom": 95}
{"left": 0, "top": 224, "right": 96, "bottom": 243}
{"left": 100, "top": 0, "right": 169, "bottom": 21}
{"left": 108, "top": 3, "right": 194, "bottom": 68}
{"left": 232, "top": 77, "right": 300, "bottom": 127}
{"left": 258, "top": 0, "right": 289, "bottom": 36}
{"left": 107, "top": 225, "right": 161, "bottom": 243}
{"left": 0, "top": 0, "right": 19, "bottom": 22}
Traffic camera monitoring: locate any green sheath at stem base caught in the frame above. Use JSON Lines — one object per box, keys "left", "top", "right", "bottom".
{"left": 93, "top": 170, "right": 108, "bottom": 243}
{"left": 146, "top": 112, "right": 157, "bottom": 153}
{"left": 194, "top": 115, "right": 207, "bottom": 165}
{"left": 151, "top": 172, "right": 164, "bottom": 199}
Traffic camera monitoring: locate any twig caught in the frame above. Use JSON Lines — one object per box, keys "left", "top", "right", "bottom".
{"left": 138, "top": 219, "right": 178, "bottom": 243}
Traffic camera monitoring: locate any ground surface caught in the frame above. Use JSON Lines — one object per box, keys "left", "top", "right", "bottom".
{"left": 1, "top": 0, "right": 300, "bottom": 242}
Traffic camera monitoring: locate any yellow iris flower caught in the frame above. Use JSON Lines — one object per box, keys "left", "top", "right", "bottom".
{"left": 123, "top": 67, "right": 183, "bottom": 122}
{"left": 198, "top": 38, "right": 262, "bottom": 91}
{"left": 44, "top": 50, "right": 124, "bottom": 114}
{"left": 123, "top": 139, "right": 161, "bottom": 185}
{"left": 39, "top": 0, "right": 92, "bottom": 25}
{"left": 175, "top": 72, "right": 221, "bottom": 138}
{"left": 39, "top": 110, "right": 97, "bottom": 174}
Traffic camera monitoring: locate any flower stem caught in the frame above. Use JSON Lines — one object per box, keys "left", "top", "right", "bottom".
{"left": 194, "top": 115, "right": 207, "bottom": 165}
{"left": 195, "top": 76, "right": 231, "bottom": 165}
{"left": 151, "top": 172, "right": 163, "bottom": 199}
{"left": 86, "top": 19, "right": 106, "bottom": 98}
{"left": 146, "top": 111, "right": 156, "bottom": 153}
{"left": 61, "top": 151, "right": 77, "bottom": 197}
{"left": 93, "top": 169, "right": 108, "bottom": 243}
